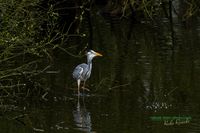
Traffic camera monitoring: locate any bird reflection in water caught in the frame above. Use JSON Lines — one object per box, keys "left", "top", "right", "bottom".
{"left": 73, "top": 95, "right": 92, "bottom": 132}
{"left": 72, "top": 50, "right": 102, "bottom": 132}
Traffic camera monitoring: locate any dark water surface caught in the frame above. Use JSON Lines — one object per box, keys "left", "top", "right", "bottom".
{"left": 1, "top": 11, "right": 200, "bottom": 133}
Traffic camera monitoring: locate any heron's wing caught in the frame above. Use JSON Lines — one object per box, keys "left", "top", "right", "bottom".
{"left": 72, "top": 63, "right": 88, "bottom": 80}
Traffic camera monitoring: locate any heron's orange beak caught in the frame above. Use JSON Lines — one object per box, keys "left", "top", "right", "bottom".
{"left": 95, "top": 51, "right": 103, "bottom": 57}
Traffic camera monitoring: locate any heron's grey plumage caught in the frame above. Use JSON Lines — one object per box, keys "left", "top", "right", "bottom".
{"left": 72, "top": 63, "right": 91, "bottom": 81}
{"left": 72, "top": 50, "right": 102, "bottom": 95}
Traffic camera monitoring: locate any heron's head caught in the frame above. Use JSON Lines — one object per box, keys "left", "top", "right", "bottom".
{"left": 87, "top": 50, "right": 103, "bottom": 60}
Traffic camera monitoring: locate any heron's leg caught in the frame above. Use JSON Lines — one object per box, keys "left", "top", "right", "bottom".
{"left": 77, "top": 94, "right": 80, "bottom": 111}
{"left": 82, "top": 80, "right": 90, "bottom": 91}
{"left": 77, "top": 79, "right": 81, "bottom": 95}
{"left": 83, "top": 81, "right": 86, "bottom": 88}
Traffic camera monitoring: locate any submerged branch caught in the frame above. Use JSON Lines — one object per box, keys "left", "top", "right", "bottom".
{"left": 0, "top": 84, "right": 26, "bottom": 89}
{"left": 109, "top": 83, "right": 130, "bottom": 90}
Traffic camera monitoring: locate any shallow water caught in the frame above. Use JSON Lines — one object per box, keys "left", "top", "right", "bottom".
{"left": 1, "top": 7, "right": 200, "bottom": 133}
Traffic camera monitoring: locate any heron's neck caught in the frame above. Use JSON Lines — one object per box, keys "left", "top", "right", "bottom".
{"left": 87, "top": 57, "right": 93, "bottom": 71}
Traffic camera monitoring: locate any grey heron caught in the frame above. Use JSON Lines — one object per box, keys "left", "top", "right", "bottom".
{"left": 72, "top": 50, "right": 103, "bottom": 95}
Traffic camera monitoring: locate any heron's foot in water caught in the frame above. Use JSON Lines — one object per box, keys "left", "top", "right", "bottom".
{"left": 82, "top": 86, "right": 90, "bottom": 91}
